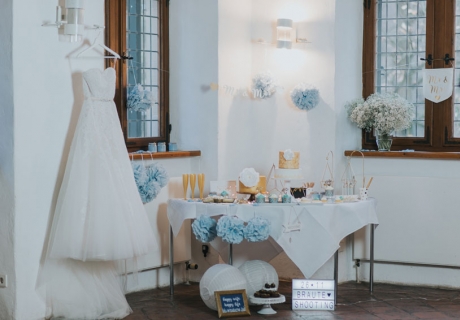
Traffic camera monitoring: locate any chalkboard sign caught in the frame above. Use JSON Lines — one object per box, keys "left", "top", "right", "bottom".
{"left": 214, "top": 289, "right": 251, "bottom": 318}
{"left": 292, "top": 279, "right": 335, "bottom": 311}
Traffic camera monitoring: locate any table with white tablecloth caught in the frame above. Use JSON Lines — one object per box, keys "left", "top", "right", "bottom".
{"left": 167, "top": 198, "right": 378, "bottom": 297}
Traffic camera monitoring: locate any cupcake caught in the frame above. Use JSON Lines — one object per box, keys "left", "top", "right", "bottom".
{"left": 281, "top": 193, "right": 291, "bottom": 203}
{"left": 255, "top": 193, "right": 265, "bottom": 203}
{"left": 221, "top": 190, "right": 229, "bottom": 197}
{"left": 325, "top": 186, "right": 334, "bottom": 197}
{"left": 203, "top": 196, "right": 214, "bottom": 203}
{"left": 269, "top": 194, "right": 278, "bottom": 203}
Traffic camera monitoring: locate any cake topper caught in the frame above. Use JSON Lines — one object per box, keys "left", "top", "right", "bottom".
{"left": 239, "top": 168, "right": 260, "bottom": 187}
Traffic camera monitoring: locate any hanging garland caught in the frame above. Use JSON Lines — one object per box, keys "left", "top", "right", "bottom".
{"left": 290, "top": 83, "right": 320, "bottom": 111}
{"left": 192, "top": 215, "right": 218, "bottom": 243}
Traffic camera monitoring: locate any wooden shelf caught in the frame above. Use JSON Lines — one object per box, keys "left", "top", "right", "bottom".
{"left": 129, "top": 150, "right": 201, "bottom": 160}
{"left": 344, "top": 150, "right": 460, "bottom": 160}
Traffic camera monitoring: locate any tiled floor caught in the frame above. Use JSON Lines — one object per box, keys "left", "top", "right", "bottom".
{"left": 125, "top": 281, "right": 460, "bottom": 319}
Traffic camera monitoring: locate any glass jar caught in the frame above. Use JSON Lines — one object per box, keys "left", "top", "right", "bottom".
{"left": 158, "top": 142, "right": 166, "bottom": 152}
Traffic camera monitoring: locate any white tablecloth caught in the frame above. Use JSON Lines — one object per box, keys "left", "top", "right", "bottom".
{"left": 167, "top": 199, "right": 378, "bottom": 278}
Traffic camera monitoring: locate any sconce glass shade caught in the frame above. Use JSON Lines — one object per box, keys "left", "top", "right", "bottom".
{"left": 64, "top": 0, "right": 85, "bottom": 42}
{"left": 277, "top": 18, "right": 293, "bottom": 49}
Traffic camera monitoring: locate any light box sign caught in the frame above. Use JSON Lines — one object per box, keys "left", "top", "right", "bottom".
{"left": 292, "top": 279, "right": 335, "bottom": 311}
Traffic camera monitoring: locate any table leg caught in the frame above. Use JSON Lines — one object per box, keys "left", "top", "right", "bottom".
{"left": 170, "top": 225, "right": 174, "bottom": 296}
{"left": 229, "top": 244, "right": 233, "bottom": 265}
{"left": 334, "top": 250, "right": 338, "bottom": 305}
{"left": 370, "top": 223, "right": 375, "bottom": 293}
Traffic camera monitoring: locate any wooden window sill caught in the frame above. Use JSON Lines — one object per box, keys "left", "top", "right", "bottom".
{"left": 344, "top": 150, "right": 460, "bottom": 160}
{"left": 129, "top": 150, "right": 201, "bottom": 160}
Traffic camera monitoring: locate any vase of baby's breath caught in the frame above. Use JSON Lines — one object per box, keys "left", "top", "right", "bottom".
{"left": 374, "top": 129, "right": 393, "bottom": 151}
{"left": 345, "top": 93, "right": 414, "bottom": 151}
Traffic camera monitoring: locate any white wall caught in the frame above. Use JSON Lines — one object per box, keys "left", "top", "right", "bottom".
{"left": 0, "top": 0, "right": 16, "bottom": 318}
{"left": 6, "top": 0, "right": 213, "bottom": 318}
{"left": 169, "top": 0, "right": 219, "bottom": 185}
{"left": 12, "top": 1, "right": 105, "bottom": 318}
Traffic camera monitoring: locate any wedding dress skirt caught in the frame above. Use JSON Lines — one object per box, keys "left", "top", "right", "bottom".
{"left": 37, "top": 68, "right": 157, "bottom": 319}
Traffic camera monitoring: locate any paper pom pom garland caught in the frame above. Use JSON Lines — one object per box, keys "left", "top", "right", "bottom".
{"left": 217, "top": 216, "right": 245, "bottom": 244}
{"left": 252, "top": 72, "right": 277, "bottom": 99}
{"left": 131, "top": 162, "right": 169, "bottom": 204}
{"left": 243, "top": 217, "right": 271, "bottom": 242}
{"left": 192, "top": 215, "right": 218, "bottom": 243}
{"left": 290, "top": 83, "right": 320, "bottom": 111}
{"left": 127, "top": 84, "right": 156, "bottom": 113}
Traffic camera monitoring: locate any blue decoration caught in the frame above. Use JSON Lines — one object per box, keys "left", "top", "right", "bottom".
{"left": 217, "top": 216, "right": 245, "bottom": 244}
{"left": 243, "top": 217, "right": 271, "bottom": 242}
{"left": 192, "top": 215, "right": 218, "bottom": 243}
{"left": 132, "top": 162, "right": 148, "bottom": 187}
{"left": 146, "top": 162, "right": 169, "bottom": 188}
{"left": 127, "top": 84, "right": 155, "bottom": 113}
{"left": 252, "top": 72, "right": 277, "bottom": 99}
{"left": 290, "top": 83, "right": 320, "bottom": 111}
{"left": 131, "top": 162, "right": 169, "bottom": 204}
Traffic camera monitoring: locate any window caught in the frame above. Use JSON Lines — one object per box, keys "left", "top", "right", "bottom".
{"left": 105, "top": 0, "right": 169, "bottom": 151}
{"left": 362, "top": 0, "right": 460, "bottom": 151}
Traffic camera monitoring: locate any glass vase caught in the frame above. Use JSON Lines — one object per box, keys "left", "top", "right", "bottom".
{"left": 375, "top": 130, "right": 393, "bottom": 151}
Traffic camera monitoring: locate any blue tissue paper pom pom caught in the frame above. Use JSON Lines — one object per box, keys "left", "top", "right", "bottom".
{"left": 138, "top": 180, "right": 161, "bottom": 203}
{"left": 131, "top": 162, "right": 148, "bottom": 187}
{"left": 290, "top": 83, "right": 320, "bottom": 111}
{"left": 146, "top": 162, "right": 169, "bottom": 188}
{"left": 127, "top": 84, "right": 155, "bottom": 113}
{"left": 244, "top": 216, "right": 271, "bottom": 242}
{"left": 192, "top": 215, "right": 218, "bottom": 243}
{"left": 217, "top": 216, "right": 245, "bottom": 244}
{"left": 131, "top": 162, "right": 168, "bottom": 204}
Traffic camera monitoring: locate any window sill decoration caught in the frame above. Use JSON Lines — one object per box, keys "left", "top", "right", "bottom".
{"left": 345, "top": 93, "right": 414, "bottom": 151}
{"left": 290, "top": 83, "right": 320, "bottom": 111}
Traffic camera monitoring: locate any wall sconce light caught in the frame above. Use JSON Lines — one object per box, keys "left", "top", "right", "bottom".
{"left": 42, "top": 0, "right": 86, "bottom": 42}
{"left": 277, "top": 18, "right": 293, "bottom": 49}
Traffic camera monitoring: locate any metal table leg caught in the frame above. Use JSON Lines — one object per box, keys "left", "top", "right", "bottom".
{"left": 334, "top": 250, "right": 338, "bottom": 305}
{"left": 229, "top": 244, "right": 233, "bottom": 265}
{"left": 370, "top": 223, "right": 375, "bottom": 293}
{"left": 170, "top": 225, "right": 174, "bottom": 295}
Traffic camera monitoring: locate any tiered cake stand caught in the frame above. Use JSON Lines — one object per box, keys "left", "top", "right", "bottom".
{"left": 249, "top": 294, "right": 286, "bottom": 314}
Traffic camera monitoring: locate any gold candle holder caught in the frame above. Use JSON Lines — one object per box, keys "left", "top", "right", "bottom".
{"left": 189, "top": 174, "right": 197, "bottom": 199}
{"left": 182, "top": 174, "right": 189, "bottom": 200}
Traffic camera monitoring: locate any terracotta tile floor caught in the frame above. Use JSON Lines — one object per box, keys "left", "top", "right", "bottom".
{"left": 125, "top": 281, "right": 460, "bottom": 319}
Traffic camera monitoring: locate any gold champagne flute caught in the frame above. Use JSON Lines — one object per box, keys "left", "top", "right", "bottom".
{"left": 198, "top": 173, "right": 205, "bottom": 199}
{"left": 182, "top": 174, "right": 189, "bottom": 200}
{"left": 189, "top": 174, "right": 197, "bottom": 200}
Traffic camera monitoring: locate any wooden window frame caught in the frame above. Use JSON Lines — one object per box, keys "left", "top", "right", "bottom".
{"left": 105, "top": 0, "right": 170, "bottom": 152}
{"left": 362, "top": 0, "right": 460, "bottom": 152}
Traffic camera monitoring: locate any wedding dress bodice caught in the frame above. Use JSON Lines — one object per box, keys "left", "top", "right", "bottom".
{"left": 83, "top": 68, "right": 116, "bottom": 101}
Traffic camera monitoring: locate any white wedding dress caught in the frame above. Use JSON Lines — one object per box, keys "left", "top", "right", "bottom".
{"left": 37, "top": 68, "right": 157, "bottom": 319}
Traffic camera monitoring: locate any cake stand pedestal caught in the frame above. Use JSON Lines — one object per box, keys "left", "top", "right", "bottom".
{"left": 249, "top": 295, "right": 286, "bottom": 315}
